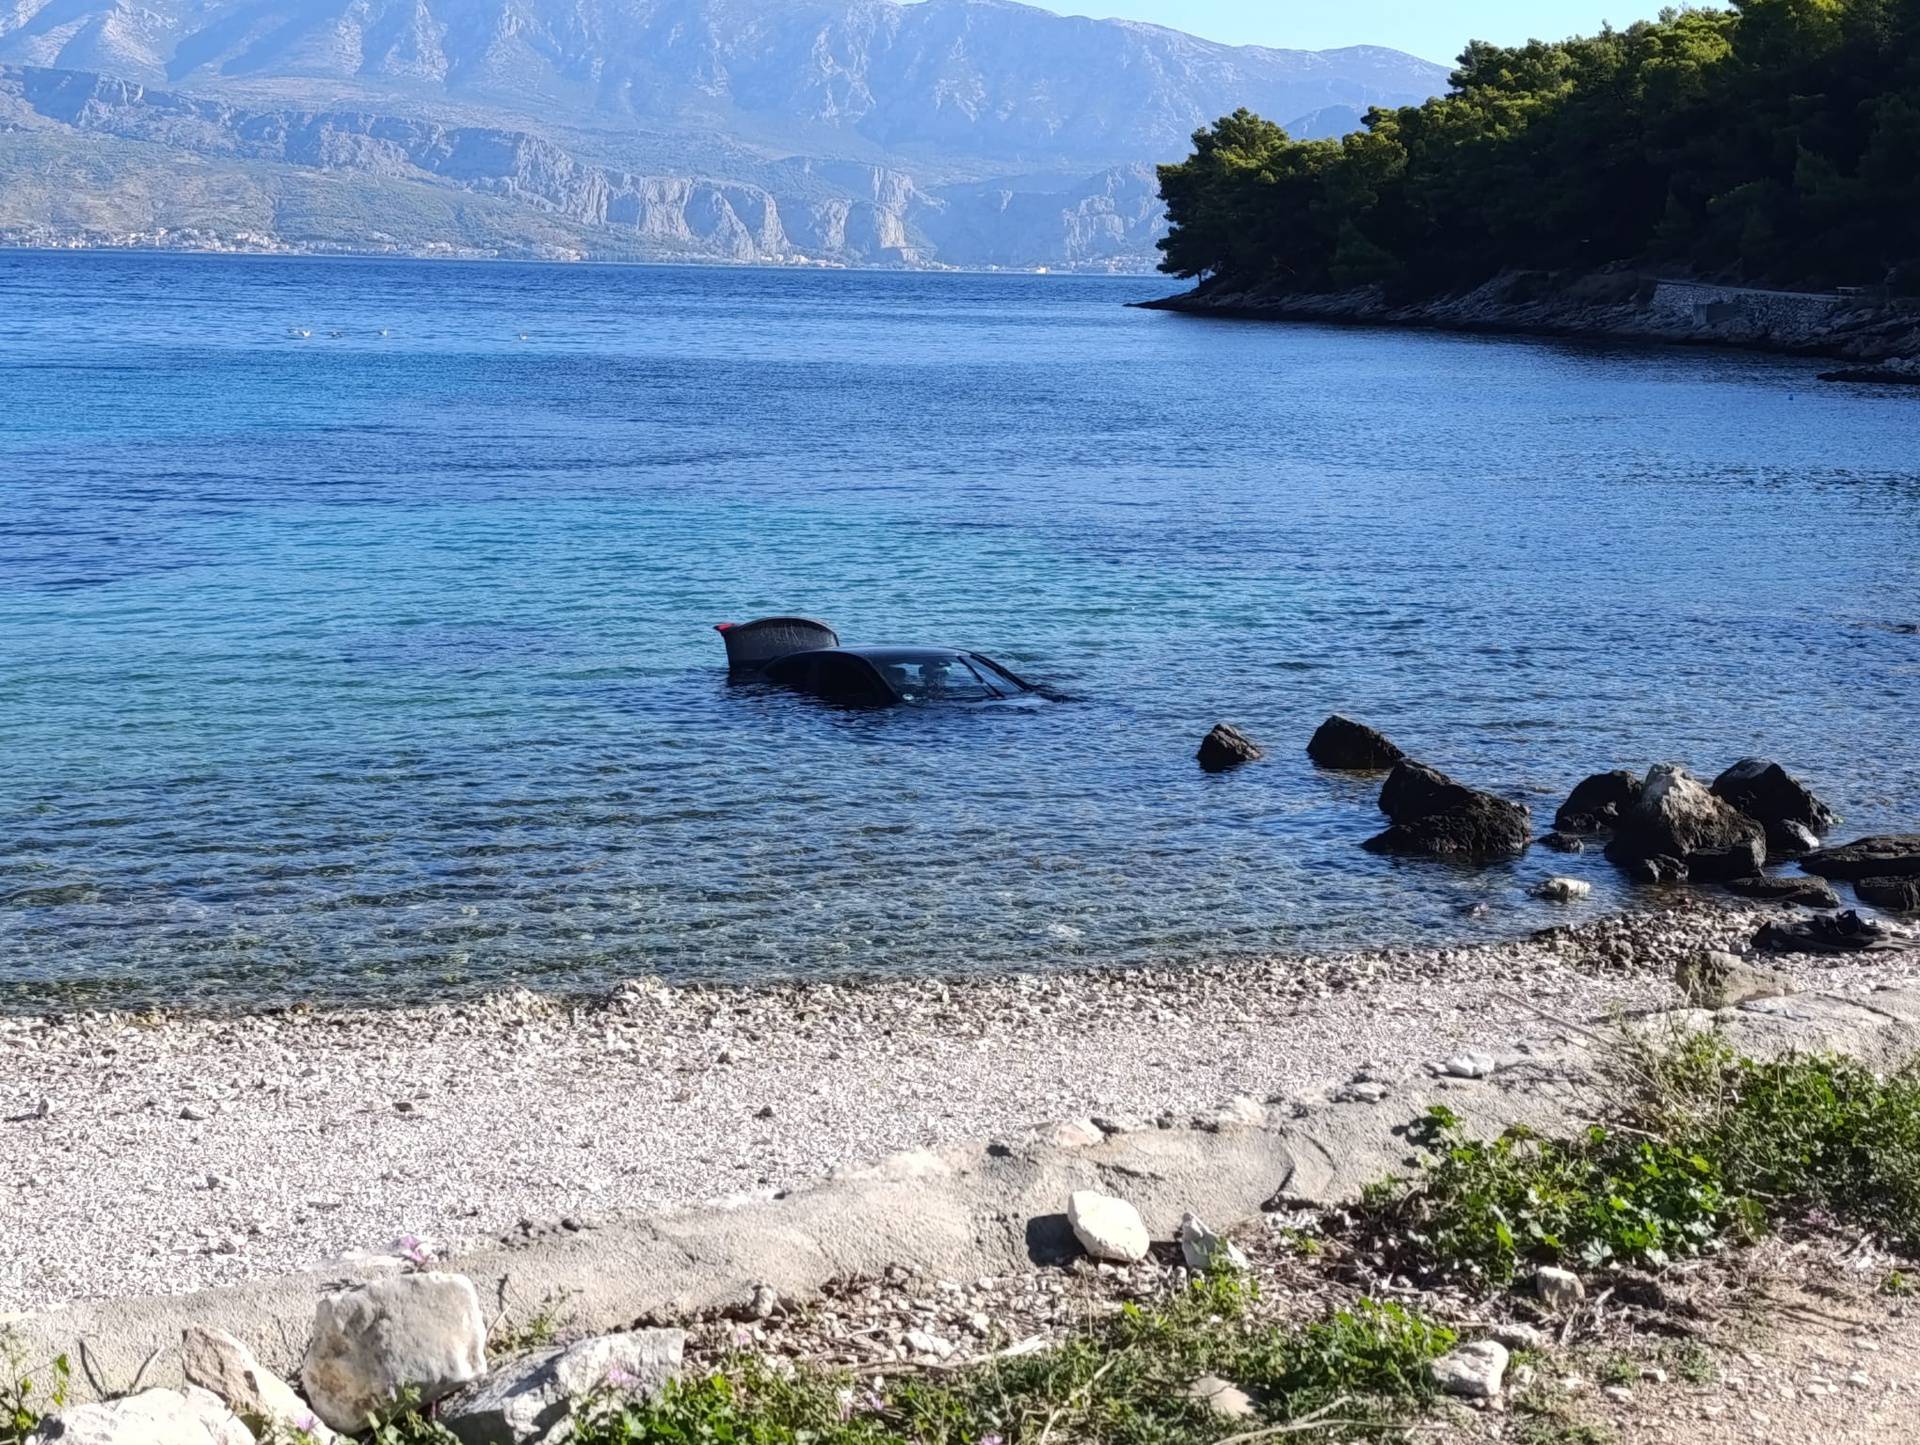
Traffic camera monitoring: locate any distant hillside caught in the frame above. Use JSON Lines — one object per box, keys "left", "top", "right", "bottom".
{"left": 0, "top": 0, "right": 1447, "bottom": 265}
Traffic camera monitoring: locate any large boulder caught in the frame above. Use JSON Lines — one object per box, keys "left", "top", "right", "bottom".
{"left": 1675, "top": 951, "right": 1797, "bottom": 1009}
{"left": 1196, "top": 723, "right": 1262, "bottom": 772}
{"left": 1364, "top": 760, "right": 1530, "bottom": 861}
{"left": 1710, "top": 759, "right": 1838, "bottom": 858}
{"left": 1801, "top": 835, "right": 1920, "bottom": 881}
{"left": 1307, "top": 715, "right": 1405, "bottom": 771}
{"left": 301, "top": 1272, "right": 488, "bottom": 1434}
{"left": 27, "top": 1387, "right": 253, "bottom": 1445}
{"left": 1857, "top": 877, "right": 1920, "bottom": 912}
{"left": 1753, "top": 909, "right": 1903, "bottom": 955}
{"left": 1554, "top": 770, "right": 1643, "bottom": 833}
{"left": 440, "top": 1331, "right": 684, "bottom": 1445}
{"left": 183, "top": 1326, "right": 333, "bottom": 1441}
{"left": 1605, "top": 765, "right": 1764, "bottom": 882}
{"left": 1722, "top": 875, "right": 1840, "bottom": 909}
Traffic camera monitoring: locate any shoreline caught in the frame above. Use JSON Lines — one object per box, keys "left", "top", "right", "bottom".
{"left": 1138, "top": 270, "right": 1920, "bottom": 368}
{"left": 6, "top": 897, "right": 1916, "bottom": 1315}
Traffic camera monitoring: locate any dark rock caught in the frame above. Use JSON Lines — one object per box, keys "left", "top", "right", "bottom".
{"left": 1722, "top": 875, "right": 1841, "bottom": 909}
{"left": 1709, "top": 758, "right": 1838, "bottom": 858}
{"left": 1540, "top": 831, "right": 1586, "bottom": 853}
{"left": 1197, "top": 722, "right": 1263, "bottom": 773}
{"left": 1364, "top": 760, "right": 1530, "bottom": 861}
{"left": 1753, "top": 909, "right": 1902, "bottom": 955}
{"left": 1605, "top": 765, "right": 1764, "bottom": 883}
{"left": 1307, "top": 714, "right": 1405, "bottom": 771}
{"left": 1801, "top": 835, "right": 1920, "bottom": 881}
{"left": 1626, "top": 854, "right": 1689, "bottom": 885}
{"left": 1856, "top": 876, "right": 1920, "bottom": 912}
{"left": 1553, "top": 770, "right": 1643, "bottom": 833}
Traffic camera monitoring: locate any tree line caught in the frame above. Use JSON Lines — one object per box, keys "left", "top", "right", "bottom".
{"left": 1156, "top": 0, "right": 1920, "bottom": 295}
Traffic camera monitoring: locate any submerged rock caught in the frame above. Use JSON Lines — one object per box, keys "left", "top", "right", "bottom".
{"left": 1196, "top": 722, "right": 1263, "bottom": 772}
{"left": 1540, "top": 831, "right": 1586, "bottom": 853}
{"left": 1710, "top": 758, "right": 1838, "bottom": 857}
{"left": 1554, "top": 769, "right": 1643, "bottom": 833}
{"left": 1605, "top": 765, "right": 1764, "bottom": 883}
{"left": 1067, "top": 1189, "right": 1150, "bottom": 1263}
{"left": 1801, "top": 834, "right": 1920, "bottom": 881}
{"left": 1722, "top": 875, "right": 1840, "bottom": 909}
{"left": 1534, "top": 877, "right": 1592, "bottom": 902}
{"left": 1365, "top": 760, "right": 1531, "bottom": 861}
{"left": 1857, "top": 877, "right": 1920, "bottom": 912}
{"left": 1676, "top": 950, "right": 1797, "bottom": 1009}
{"left": 1306, "top": 714, "right": 1405, "bottom": 771}
{"left": 302, "top": 1272, "right": 488, "bottom": 1433}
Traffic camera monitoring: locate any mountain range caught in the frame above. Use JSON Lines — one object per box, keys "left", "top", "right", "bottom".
{"left": 0, "top": 0, "right": 1449, "bottom": 267}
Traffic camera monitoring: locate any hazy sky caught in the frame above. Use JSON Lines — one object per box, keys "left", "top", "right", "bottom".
{"left": 1026, "top": 1, "right": 1678, "bottom": 65}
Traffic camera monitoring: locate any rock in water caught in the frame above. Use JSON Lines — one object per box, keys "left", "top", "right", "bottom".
{"left": 1710, "top": 758, "right": 1838, "bottom": 857}
{"left": 1753, "top": 909, "right": 1902, "bottom": 955}
{"left": 182, "top": 1326, "right": 333, "bottom": 1441}
{"left": 1554, "top": 769, "right": 1643, "bottom": 833}
{"left": 1430, "top": 1340, "right": 1509, "bottom": 1398}
{"left": 1722, "top": 875, "right": 1840, "bottom": 909}
{"left": 1178, "top": 1212, "right": 1249, "bottom": 1273}
{"left": 25, "top": 1387, "right": 254, "bottom": 1445}
{"left": 1196, "top": 723, "right": 1262, "bottom": 772}
{"left": 440, "top": 1330, "right": 684, "bottom": 1444}
{"left": 1306, "top": 714, "right": 1405, "bottom": 770}
{"left": 1365, "top": 761, "right": 1530, "bottom": 861}
{"left": 1067, "top": 1189, "right": 1150, "bottom": 1263}
{"left": 1801, "top": 835, "right": 1920, "bottom": 880}
{"left": 1534, "top": 876, "right": 1591, "bottom": 902}
{"left": 1605, "top": 765, "right": 1764, "bottom": 882}
{"left": 302, "top": 1272, "right": 488, "bottom": 1433}
{"left": 1857, "top": 877, "right": 1920, "bottom": 911}
{"left": 1534, "top": 1266, "right": 1586, "bottom": 1312}
{"left": 1675, "top": 951, "right": 1797, "bottom": 1009}
{"left": 1540, "top": 831, "right": 1586, "bottom": 853}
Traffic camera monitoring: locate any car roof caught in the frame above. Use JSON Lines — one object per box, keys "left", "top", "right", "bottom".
{"left": 820, "top": 646, "right": 975, "bottom": 663}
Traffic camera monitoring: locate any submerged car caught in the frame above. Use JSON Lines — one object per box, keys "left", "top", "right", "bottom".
{"left": 716, "top": 617, "right": 1048, "bottom": 706}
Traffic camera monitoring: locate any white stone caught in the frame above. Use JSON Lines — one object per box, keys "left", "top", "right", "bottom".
{"left": 1067, "top": 1189, "right": 1150, "bottom": 1263}
{"left": 1491, "top": 1322, "right": 1547, "bottom": 1351}
{"left": 439, "top": 1329, "right": 683, "bottom": 1444}
{"left": 301, "top": 1270, "right": 488, "bottom": 1433}
{"left": 1535, "top": 877, "right": 1592, "bottom": 902}
{"left": 1041, "top": 1119, "right": 1104, "bottom": 1149}
{"left": 903, "top": 1329, "right": 956, "bottom": 1360}
{"left": 1535, "top": 1265, "right": 1586, "bottom": 1312}
{"left": 1338, "top": 1081, "right": 1390, "bottom": 1103}
{"left": 1431, "top": 1340, "right": 1509, "bottom": 1399}
{"left": 182, "top": 1325, "right": 335, "bottom": 1441}
{"left": 26, "top": 1386, "right": 254, "bottom": 1445}
{"left": 1185, "top": 1374, "right": 1256, "bottom": 1419}
{"left": 1443, "top": 1051, "right": 1496, "bottom": 1079}
{"left": 1178, "top": 1212, "right": 1249, "bottom": 1274}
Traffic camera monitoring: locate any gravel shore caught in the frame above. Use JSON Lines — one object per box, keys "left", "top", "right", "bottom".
{"left": 4, "top": 899, "right": 1915, "bottom": 1314}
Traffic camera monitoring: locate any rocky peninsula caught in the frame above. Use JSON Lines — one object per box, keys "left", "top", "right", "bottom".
{"left": 1140, "top": 270, "right": 1920, "bottom": 373}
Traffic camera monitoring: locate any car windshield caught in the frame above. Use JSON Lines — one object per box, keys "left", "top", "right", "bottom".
{"left": 873, "top": 653, "right": 1004, "bottom": 703}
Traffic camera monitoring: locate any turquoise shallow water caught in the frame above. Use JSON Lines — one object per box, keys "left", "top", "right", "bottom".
{"left": 2, "top": 252, "right": 1916, "bottom": 1008}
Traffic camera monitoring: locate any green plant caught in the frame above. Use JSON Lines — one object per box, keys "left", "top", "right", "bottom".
{"left": 490, "top": 1289, "right": 579, "bottom": 1355}
{"left": 562, "top": 1279, "right": 1453, "bottom": 1445}
{"left": 1, "top": 1332, "right": 67, "bottom": 1445}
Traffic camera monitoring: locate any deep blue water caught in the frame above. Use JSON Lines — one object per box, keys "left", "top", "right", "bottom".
{"left": 2, "top": 251, "right": 1916, "bottom": 1008}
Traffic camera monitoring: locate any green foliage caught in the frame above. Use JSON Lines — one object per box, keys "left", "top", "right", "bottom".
{"left": 1389, "top": 1106, "right": 1728, "bottom": 1285}
{"left": 1, "top": 1334, "right": 67, "bottom": 1445}
{"left": 1381, "top": 1035, "right": 1920, "bottom": 1287}
{"left": 1158, "top": 0, "right": 1920, "bottom": 292}
{"left": 562, "top": 1277, "right": 1452, "bottom": 1444}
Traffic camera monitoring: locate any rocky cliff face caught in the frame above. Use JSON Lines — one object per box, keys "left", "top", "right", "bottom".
{"left": 0, "top": 0, "right": 1448, "bottom": 265}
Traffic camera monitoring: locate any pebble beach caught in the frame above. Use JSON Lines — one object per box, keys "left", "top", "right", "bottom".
{"left": 6, "top": 898, "right": 1915, "bottom": 1314}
